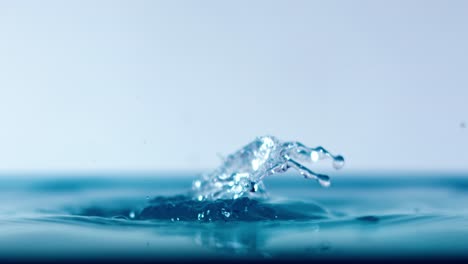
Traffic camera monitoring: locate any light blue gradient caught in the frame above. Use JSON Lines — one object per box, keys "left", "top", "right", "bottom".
{"left": 0, "top": 0, "right": 467, "bottom": 172}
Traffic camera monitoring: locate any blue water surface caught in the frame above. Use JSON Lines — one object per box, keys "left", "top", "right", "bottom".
{"left": 1, "top": 172, "right": 467, "bottom": 261}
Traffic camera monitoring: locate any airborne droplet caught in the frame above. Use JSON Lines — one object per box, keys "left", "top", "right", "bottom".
{"left": 333, "top": 155, "right": 345, "bottom": 170}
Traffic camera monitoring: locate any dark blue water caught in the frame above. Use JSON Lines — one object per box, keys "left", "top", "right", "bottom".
{"left": 1, "top": 172, "right": 468, "bottom": 262}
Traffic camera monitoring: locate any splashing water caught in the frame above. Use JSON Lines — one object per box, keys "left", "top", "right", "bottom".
{"left": 192, "top": 136, "right": 345, "bottom": 201}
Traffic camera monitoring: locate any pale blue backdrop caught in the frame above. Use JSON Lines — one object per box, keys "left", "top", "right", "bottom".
{"left": 0, "top": 0, "right": 467, "bottom": 173}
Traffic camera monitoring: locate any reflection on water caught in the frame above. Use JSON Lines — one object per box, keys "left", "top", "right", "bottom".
{"left": 1, "top": 173, "right": 468, "bottom": 261}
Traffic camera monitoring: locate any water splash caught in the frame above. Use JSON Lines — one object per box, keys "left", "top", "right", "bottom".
{"left": 193, "top": 136, "right": 345, "bottom": 201}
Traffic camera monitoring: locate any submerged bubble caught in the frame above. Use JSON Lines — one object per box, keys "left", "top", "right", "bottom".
{"left": 197, "top": 212, "right": 204, "bottom": 220}
{"left": 193, "top": 136, "right": 345, "bottom": 201}
{"left": 221, "top": 208, "right": 231, "bottom": 218}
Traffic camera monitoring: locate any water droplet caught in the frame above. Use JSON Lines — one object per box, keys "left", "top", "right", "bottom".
{"left": 318, "top": 178, "right": 331, "bottom": 187}
{"left": 171, "top": 218, "right": 174, "bottom": 222}
{"left": 129, "top": 211, "right": 135, "bottom": 219}
{"left": 461, "top": 122, "right": 466, "bottom": 129}
{"left": 333, "top": 155, "right": 345, "bottom": 169}
{"left": 310, "top": 151, "right": 320, "bottom": 162}
{"left": 197, "top": 195, "right": 203, "bottom": 201}
{"left": 194, "top": 180, "right": 201, "bottom": 188}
